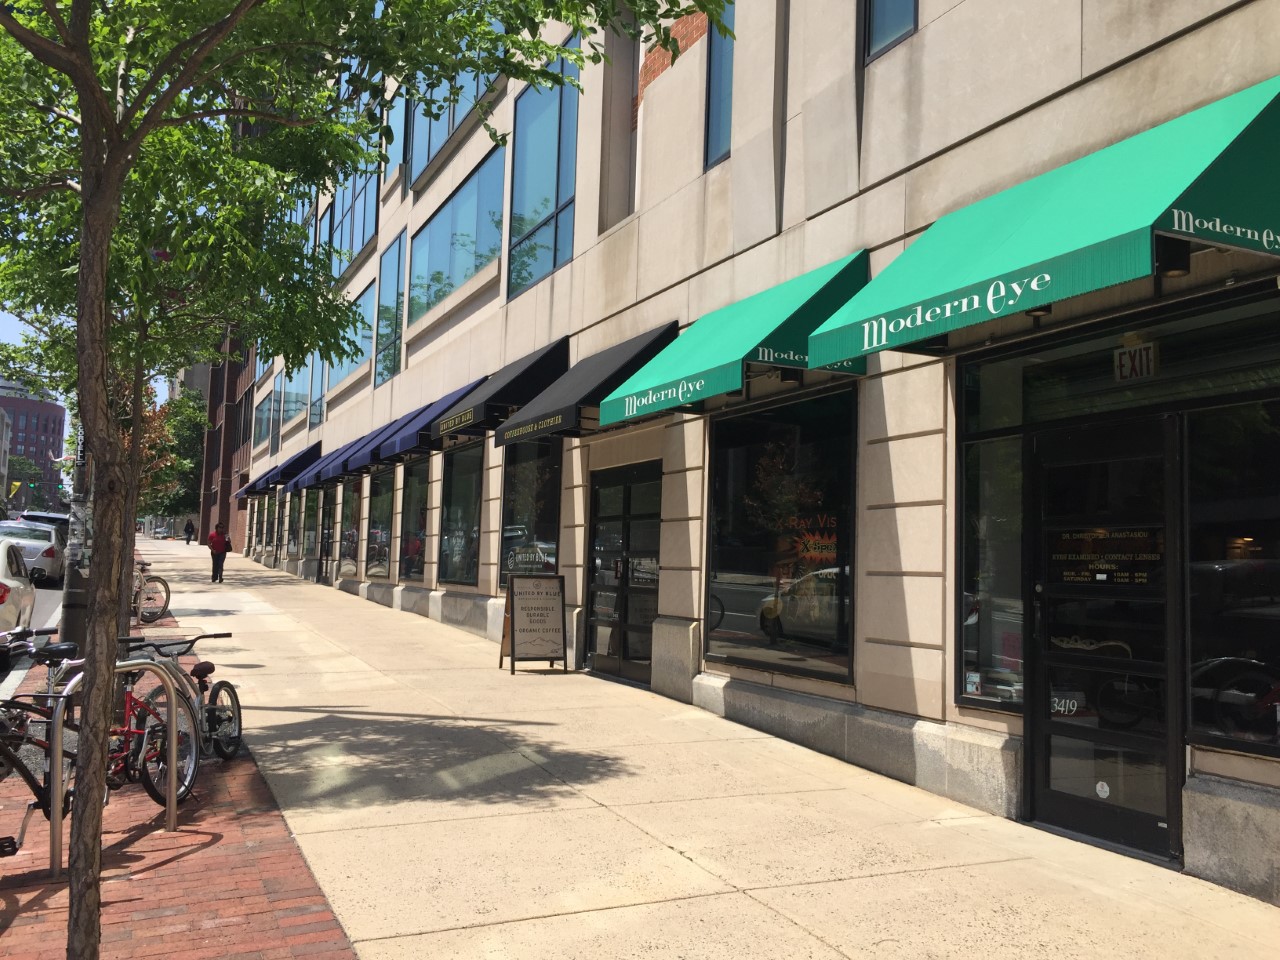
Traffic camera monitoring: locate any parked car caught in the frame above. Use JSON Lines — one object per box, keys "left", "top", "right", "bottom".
{"left": 0, "top": 537, "right": 38, "bottom": 671}
{"left": 17, "top": 510, "right": 70, "bottom": 536}
{"left": 758, "top": 567, "right": 850, "bottom": 645}
{"left": 0, "top": 521, "right": 65, "bottom": 586}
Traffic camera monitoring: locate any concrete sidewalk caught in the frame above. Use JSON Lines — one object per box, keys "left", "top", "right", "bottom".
{"left": 145, "top": 540, "right": 1277, "bottom": 959}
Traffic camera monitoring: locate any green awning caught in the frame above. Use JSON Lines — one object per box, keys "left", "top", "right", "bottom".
{"left": 809, "top": 74, "right": 1280, "bottom": 368}
{"left": 600, "top": 251, "right": 869, "bottom": 426}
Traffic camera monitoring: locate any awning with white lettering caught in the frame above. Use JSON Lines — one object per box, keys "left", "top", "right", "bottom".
{"left": 430, "top": 338, "right": 570, "bottom": 441}
{"left": 809, "top": 75, "right": 1280, "bottom": 368}
{"left": 598, "top": 252, "right": 869, "bottom": 426}
{"left": 495, "top": 323, "right": 678, "bottom": 445}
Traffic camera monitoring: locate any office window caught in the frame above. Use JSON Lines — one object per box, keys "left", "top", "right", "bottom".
{"left": 16, "top": 413, "right": 24, "bottom": 429}
{"left": 386, "top": 88, "right": 409, "bottom": 173}
{"left": 317, "top": 205, "right": 335, "bottom": 276}
{"left": 329, "top": 282, "right": 376, "bottom": 390}
{"left": 866, "top": 0, "right": 916, "bottom": 59}
{"left": 270, "top": 373, "right": 283, "bottom": 455}
{"left": 509, "top": 51, "right": 579, "bottom": 297}
{"left": 705, "top": 3, "right": 735, "bottom": 168}
{"left": 332, "top": 167, "right": 377, "bottom": 274}
{"left": 308, "top": 351, "right": 325, "bottom": 428}
{"left": 409, "top": 148, "right": 505, "bottom": 322}
{"left": 405, "top": 61, "right": 491, "bottom": 184}
{"left": 282, "top": 362, "right": 308, "bottom": 425}
{"left": 375, "top": 231, "right": 405, "bottom": 386}
{"left": 253, "top": 394, "right": 272, "bottom": 447}
{"left": 255, "top": 346, "right": 272, "bottom": 380}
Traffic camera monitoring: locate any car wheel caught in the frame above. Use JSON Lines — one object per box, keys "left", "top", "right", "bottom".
{"left": 761, "top": 613, "right": 783, "bottom": 644}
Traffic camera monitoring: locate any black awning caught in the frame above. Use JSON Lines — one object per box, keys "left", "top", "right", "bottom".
{"left": 430, "top": 337, "right": 569, "bottom": 441}
{"left": 495, "top": 323, "right": 678, "bottom": 446}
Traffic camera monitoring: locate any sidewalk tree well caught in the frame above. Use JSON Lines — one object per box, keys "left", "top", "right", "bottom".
{"left": 0, "top": 2, "right": 729, "bottom": 957}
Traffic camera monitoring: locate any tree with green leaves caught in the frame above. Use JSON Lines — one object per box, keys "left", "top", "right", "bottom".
{"left": 138, "top": 388, "right": 209, "bottom": 519}
{"left": 0, "top": 3, "right": 728, "bottom": 955}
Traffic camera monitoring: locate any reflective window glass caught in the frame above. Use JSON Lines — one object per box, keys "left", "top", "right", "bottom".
{"left": 329, "top": 282, "right": 375, "bottom": 390}
{"left": 439, "top": 442, "right": 484, "bottom": 585}
{"left": 867, "top": 0, "right": 916, "bottom": 58}
{"left": 286, "top": 493, "right": 302, "bottom": 557}
{"left": 961, "top": 437, "right": 1025, "bottom": 705}
{"left": 375, "top": 232, "right": 405, "bottom": 386}
{"left": 339, "top": 479, "right": 361, "bottom": 578}
{"left": 706, "top": 393, "right": 855, "bottom": 681}
{"left": 408, "top": 149, "right": 505, "bottom": 322}
{"left": 705, "top": 3, "right": 734, "bottom": 167}
{"left": 366, "top": 468, "right": 395, "bottom": 578}
{"left": 500, "top": 440, "right": 561, "bottom": 586}
{"left": 400, "top": 457, "right": 430, "bottom": 581}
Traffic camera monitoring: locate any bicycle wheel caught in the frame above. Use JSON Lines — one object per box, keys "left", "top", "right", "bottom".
{"left": 138, "top": 691, "right": 199, "bottom": 805}
{"left": 137, "top": 576, "right": 171, "bottom": 623}
{"left": 207, "top": 680, "right": 243, "bottom": 760}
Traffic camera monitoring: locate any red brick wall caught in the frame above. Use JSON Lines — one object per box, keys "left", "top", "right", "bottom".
{"left": 636, "top": 14, "right": 709, "bottom": 108}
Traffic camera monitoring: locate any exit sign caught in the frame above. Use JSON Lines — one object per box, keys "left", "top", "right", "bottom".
{"left": 1114, "top": 342, "right": 1159, "bottom": 383}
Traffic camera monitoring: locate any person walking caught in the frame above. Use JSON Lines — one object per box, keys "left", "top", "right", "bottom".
{"left": 184, "top": 519, "right": 196, "bottom": 545}
{"left": 209, "top": 522, "right": 231, "bottom": 583}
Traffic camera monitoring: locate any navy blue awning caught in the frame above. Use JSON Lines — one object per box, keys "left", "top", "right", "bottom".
{"left": 377, "top": 379, "right": 487, "bottom": 461}
{"left": 291, "top": 436, "right": 363, "bottom": 491}
{"left": 266, "top": 442, "right": 322, "bottom": 487}
{"left": 234, "top": 468, "right": 273, "bottom": 499}
{"left": 325, "top": 417, "right": 410, "bottom": 481}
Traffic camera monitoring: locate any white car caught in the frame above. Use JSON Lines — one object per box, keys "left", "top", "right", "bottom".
{"left": 0, "top": 521, "right": 65, "bottom": 586}
{"left": 0, "top": 538, "right": 37, "bottom": 669}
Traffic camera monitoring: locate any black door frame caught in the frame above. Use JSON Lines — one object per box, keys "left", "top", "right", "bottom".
{"left": 585, "top": 460, "right": 663, "bottom": 684}
{"left": 1023, "top": 414, "right": 1186, "bottom": 859}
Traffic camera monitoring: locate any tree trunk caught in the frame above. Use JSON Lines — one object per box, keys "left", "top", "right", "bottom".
{"left": 67, "top": 171, "right": 126, "bottom": 960}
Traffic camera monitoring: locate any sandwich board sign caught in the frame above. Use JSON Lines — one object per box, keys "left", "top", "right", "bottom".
{"left": 499, "top": 575, "right": 568, "bottom": 672}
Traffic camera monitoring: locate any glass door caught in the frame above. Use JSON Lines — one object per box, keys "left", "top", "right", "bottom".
{"left": 587, "top": 462, "right": 662, "bottom": 684}
{"left": 1030, "top": 417, "right": 1182, "bottom": 857}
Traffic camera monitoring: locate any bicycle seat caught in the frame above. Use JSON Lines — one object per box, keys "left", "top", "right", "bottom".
{"left": 34, "top": 642, "right": 80, "bottom": 665}
{"left": 136, "top": 561, "right": 151, "bottom": 571}
{"left": 190, "top": 661, "right": 215, "bottom": 681}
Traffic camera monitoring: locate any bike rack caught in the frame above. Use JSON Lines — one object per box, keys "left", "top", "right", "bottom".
{"left": 48, "top": 659, "right": 181, "bottom": 880}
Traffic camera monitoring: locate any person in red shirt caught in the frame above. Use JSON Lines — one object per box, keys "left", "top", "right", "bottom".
{"left": 208, "top": 522, "right": 232, "bottom": 583}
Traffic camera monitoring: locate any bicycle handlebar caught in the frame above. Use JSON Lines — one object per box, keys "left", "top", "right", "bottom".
{"left": 115, "top": 631, "right": 232, "bottom": 658}
{"left": 2, "top": 626, "right": 59, "bottom": 652}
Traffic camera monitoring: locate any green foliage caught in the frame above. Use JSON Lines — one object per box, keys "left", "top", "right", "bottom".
{"left": 138, "top": 388, "right": 209, "bottom": 517}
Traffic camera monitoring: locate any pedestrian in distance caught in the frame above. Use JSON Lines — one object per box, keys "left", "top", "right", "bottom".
{"left": 209, "top": 522, "right": 231, "bottom": 583}
{"left": 184, "top": 519, "right": 196, "bottom": 545}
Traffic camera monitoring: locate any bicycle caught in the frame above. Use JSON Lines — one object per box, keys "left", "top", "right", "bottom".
{"left": 0, "top": 626, "right": 77, "bottom": 858}
{"left": 114, "top": 632, "right": 242, "bottom": 803}
{"left": 134, "top": 560, "right": 171, "bottom": 624}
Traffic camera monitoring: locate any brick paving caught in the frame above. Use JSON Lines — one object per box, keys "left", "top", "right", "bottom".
{"left": 0, "top": 613, "right": 356, "bottom": 959}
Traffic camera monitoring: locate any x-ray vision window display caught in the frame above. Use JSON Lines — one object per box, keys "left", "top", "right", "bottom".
{"left": 706, "top": 392, "right": 854, "bottom": 681}
{"left": 500, "top": 439, "right": 561, "bottom": 586}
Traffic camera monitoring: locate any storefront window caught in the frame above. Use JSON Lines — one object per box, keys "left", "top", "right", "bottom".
{"left": 339, "top": 479, "right": 361, "bottom": 578}
{"left": 500, "top": 440, "right": 561, "bottom": 586}
{"left": 263, "top": 496, "right": 276, "bottom": 548}
{"left": 400, "top": 457, "right": 430, "bottom": 582}
{"left": 1188, "top": 400, "right": 1280, "bottom": 753}
{"left": 253, "top": 499, "right": 264, "bottom": 547}
{"left": 303, "top": 490, "right": 319, "bottom": 557}
{"left": 366, "top": 469, "right": 395, "bottom": 578}
{"left": 439, "top": 442, "right": 484, "bottom": 585}
{"left": 286, "top": 492, "right": 302, "bottom": 558}
{"left": 960, "top": 437, "right": 1024, "bottom": 706}
{"left": 706, "top": 392, "right": 854, "bottom": 681}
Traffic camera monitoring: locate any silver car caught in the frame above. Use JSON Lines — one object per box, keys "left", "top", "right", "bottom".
{"left": 0, "top": 521, "right": 65, "bottom": 586}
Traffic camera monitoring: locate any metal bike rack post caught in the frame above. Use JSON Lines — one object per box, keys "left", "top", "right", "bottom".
{"left": 49, "top": 660, "right": 181, "bottom": 879}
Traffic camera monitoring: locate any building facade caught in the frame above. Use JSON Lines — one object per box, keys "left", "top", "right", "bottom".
{"left": 198, "top": 340, "right": 255, "bottom": 546}
{"left": 0, "top": 408, "right": 11, "bottom": 505}
{"left": 238, "top": 0, "right": 1280, "bottom": 903}
{"left": 0, "top": 379, "right": 66, "bottom": 501}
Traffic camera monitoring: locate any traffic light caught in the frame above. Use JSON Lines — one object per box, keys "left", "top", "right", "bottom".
{"left": 26, "top": 481, "right": 34, "bottom": 488}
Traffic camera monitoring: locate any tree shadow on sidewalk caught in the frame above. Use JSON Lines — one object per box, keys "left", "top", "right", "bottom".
{"left": 244, "top": 704, "right": 635, "bottom": 813}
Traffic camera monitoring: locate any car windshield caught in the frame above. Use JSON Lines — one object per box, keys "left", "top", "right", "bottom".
{"left": 0, "top": 524, "right": 52, "bottom": 542}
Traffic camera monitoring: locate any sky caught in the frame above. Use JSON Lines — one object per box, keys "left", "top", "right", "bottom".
{"left": 1, "top": 309, "right": 77, "bottom": 443}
